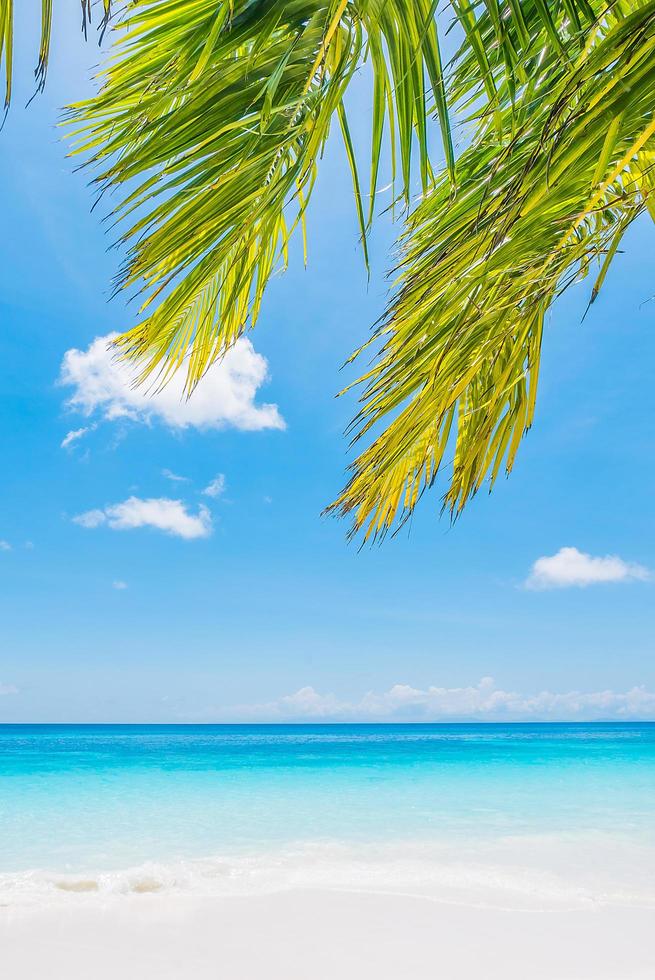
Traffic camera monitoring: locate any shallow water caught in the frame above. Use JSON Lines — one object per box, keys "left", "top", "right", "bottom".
{"left": 1, "top": 723, "right": 654, "bottom": 907}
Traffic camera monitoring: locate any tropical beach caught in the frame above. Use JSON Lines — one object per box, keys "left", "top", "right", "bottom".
{"left": 2, "top": 2, "right": 655, "bottom": 977}
{"left": 2, "top": 724, "right": 655, "bottom": 978}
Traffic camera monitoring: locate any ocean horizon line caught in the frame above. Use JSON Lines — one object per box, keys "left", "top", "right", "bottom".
{"left": 2, "top": 719, "right": 655, "bottom": 727}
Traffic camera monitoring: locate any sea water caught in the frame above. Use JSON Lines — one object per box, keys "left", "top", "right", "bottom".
{"left": 1, "top": 723, "right": 654, "bottom": 908}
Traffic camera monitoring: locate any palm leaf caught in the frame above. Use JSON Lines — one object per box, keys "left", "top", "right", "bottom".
{"left": 8, "top": 0, "right": 655, "bottom": 541}
{"left": 66, "top": 0, "right": 610, "bottom": 399}
{"left": 67, "top": 0, "right": 452, "bottom": 392}
{"left": 332, "top": 0, "right": 655, "bottom": 539}
{"left": 0, "top": 0, "right": 111, "bottom": 109}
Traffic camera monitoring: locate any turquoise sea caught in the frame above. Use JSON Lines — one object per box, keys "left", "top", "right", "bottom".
{"left": 1, "top": 723, "right": 654, "bottom": 906}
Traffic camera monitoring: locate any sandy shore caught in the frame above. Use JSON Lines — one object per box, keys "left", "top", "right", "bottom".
{"left": 2, "top": 889, "right": 654, "bottom": 980}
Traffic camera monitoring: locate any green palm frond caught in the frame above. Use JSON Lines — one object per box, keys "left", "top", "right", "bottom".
{"left": 332, "top": 0, "right": 655, "bottom": 539}
{"left": 67, "top": 0, "right": 452, "bottom": 391}
{"left": 6, "top": 0, "right": 655, "bottom": 540}
{"left": 66, "top": 0, "right": 615, "bottom": 401}
{"left": 0, "top": 0, "right": 111, "bottom": 110}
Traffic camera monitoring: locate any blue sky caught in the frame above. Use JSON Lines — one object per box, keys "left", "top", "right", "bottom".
{"left": 0, "top": 9, "right": 654, "bottom": 722}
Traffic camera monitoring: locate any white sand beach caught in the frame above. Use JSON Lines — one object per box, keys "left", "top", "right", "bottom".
{"left": 2, "top": 888, "right": 654, "bottom": 980}
{"left": 3, "top": 830, "right": 655, "bottom": 979}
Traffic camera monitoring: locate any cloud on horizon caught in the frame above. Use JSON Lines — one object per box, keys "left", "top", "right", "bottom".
{"left": 60, "top": 333, "right": 285, "bottom": 433}
{"left": 0, "top": 682, "right": 18, "bottom": 696}
{"left": 525, "top": 546, "right": 651, "bottom": 590}
{"left": 222, "top": 677, "right": 655, "bottom": 722}
{"left": 73, "top": 496, "right": 212, "bottom": 540}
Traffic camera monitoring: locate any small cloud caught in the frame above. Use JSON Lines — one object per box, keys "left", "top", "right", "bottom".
{"left": 73, "top": 509, "right": 107, "bottom": 529}
{"left": 202, "top": 474, "right": 226, "bottom": 499}
{"left": 525, "top": 546, "right": 651, "bottom": 590}
{"left": 263, "top": 496, "right": 273, "bottom": 505}
{"left": 0, "top": 540, "right": 11, "bottom": 551}
{"left": 61, "top": 425, "right": 95, "bottom": 450}
{"left": 112, "top": 580, "right": 128, "bottom": 590}
{"left": 0, "top": 682, "right": 18, "bottom": 696}
{"left": 73, "top": 496, "right": 212, "bottom": 540}
{"left": 60, "top": 333, "right": 285, "bottom": 433}
{"left": 162, "top": 468, "right": 189, "bottom": 483}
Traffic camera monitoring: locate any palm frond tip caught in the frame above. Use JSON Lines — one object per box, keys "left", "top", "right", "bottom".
{"left": 0, "top": 0, "right": 112, "bottom": 109}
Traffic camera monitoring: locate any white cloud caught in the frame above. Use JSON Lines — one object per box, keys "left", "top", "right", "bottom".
{"left": 73, "top": 497, "right": 212, "bottom": 540}
{"left": 72, "top": 509, "right": 106, "bottom": 529}
{"left": 112, "top": 580, "right": 128, "bottom": 590}
{"left": 202, "top": 474, "right": 226, "bottom": 499}
{"left": 225, "top": 677, "right": 655, "bottom": 722}
{"left": 61, "top": 425, "right": 94, "bottom": 450}
{"left": 59, "top": 333, "right": 285, "bottom": 432}
{"left": 162, "top": 469, "right": 189, "bottom": 483}
{"left": 0, "top": 540, "right": 10, "bottom": 551}
{"left": 0, "top": 682, "right": 18, "bottom": 696}
{"left": 526, "top": 546, "right": 651, "bottom": 590}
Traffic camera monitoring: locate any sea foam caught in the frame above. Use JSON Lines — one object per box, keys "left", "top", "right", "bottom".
{"left": 2, "top": 834, "right": 655, "bottom": 913}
